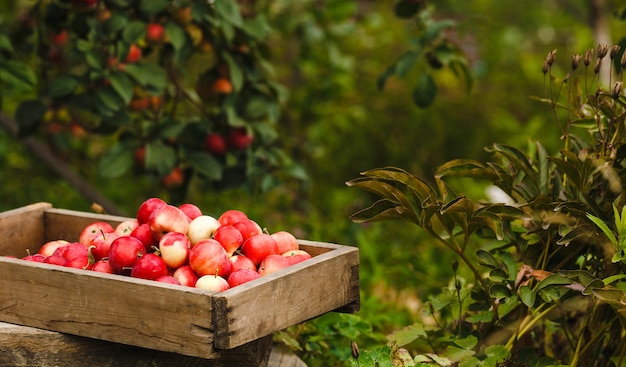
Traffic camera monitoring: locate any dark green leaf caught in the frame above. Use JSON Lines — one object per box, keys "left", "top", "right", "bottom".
{"left": 387, "top": 323, "right": 426, "bottom": 347}
{"left": 15, "top": 100, "right": 47, "bottom": 137}
{"left": 349, "top": 199, "right": 413, "bottom": 224}
{"left": 536, "top": 274, "right": 573, "bottom": 291}
{"left": 146, "top": 140, "right": 176, "bottom": 175}
{"left": 242, "top": 14, "right": 271, "bottom": 38}
{"left": 413, "top": 73, "right": 437, "bottom": 108}
{"left": 0, "top": 33, "right": 13, "bottom": 52}
{"left": 96, "top": 86, "right": 125, "bottom": 112}
{"left": 222, "top": 52, "right": 244, "bottom": 91}
{"left": 519, "top": 285, "right": 535, "bottom": 307}
{"left": 123, "top": 62, "right": 167, "bottom": 91}
{"left": 393, "top": 0, "right": 423, "bottom": 19}
{"left": 165, "top": 22, "right": 187, "bottom": 50}
{"left": 356, "top": 167, "right": 436, "bottom": 203}
{"left": 48, "top": 75, "right": 79, "bottom": 97}
{"left": 103, "top": 14, "right": 129, "bottom": 36}
{"left": 109, "top": 71, "right": 134, "bottom": 104}
{"left": 139, "top": 0, "right": 169, "bottom": 14}
{"left": 98, "top": 144, "right": 133, "bottom": 178}
{"left": 0, "top": 59, "right": 36, "bottom": 94}
{"left": 377, "top": 65, "right": 396, "bottom": 91}
{"left": 395, "top": 50, "right": 420, "bottom": 78}
{"left": 434, "top": 159, "right": 500, "bottom": 182}
{"left": 122, "top": 21, "right": 147, "bottom": 43}
{"left": 476, "top": 250, "right": 500, "bottom": 269}
{"left": 214, "top": 0, "right": 243, "bottom": 27}
{"left": 187, "top": 151, "right": 222, "bottom": 180}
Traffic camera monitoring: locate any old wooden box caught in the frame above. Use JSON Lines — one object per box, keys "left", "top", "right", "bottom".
{"left": 0, "top": 203, "right": 360, "bottom": 362}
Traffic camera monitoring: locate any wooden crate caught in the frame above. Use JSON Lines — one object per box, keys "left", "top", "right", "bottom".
{"left": 0, "top": 203, "right": 359, "bottom": 363}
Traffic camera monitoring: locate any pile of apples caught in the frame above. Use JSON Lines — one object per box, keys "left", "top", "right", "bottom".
{"left": 18, "top": 198, "right": 311, "bottom": 292}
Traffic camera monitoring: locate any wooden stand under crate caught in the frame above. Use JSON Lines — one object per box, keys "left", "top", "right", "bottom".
{"left": 0, "top": 203, "right": 360, "bottom": 366}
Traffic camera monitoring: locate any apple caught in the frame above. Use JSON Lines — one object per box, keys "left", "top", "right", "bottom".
{"left": 282, "top": 249, "right": 312, "bottom": 266}
{"left": 189, "top": 239, "right": 231, "bottom": 277}
{"left": 125, "top": 44, "right": 142, "bottom": 63}
{"left": 195, "top": 274, "right": 229, "bottom": 292}
{"left": 213, "top": 225, "right": 244, "bottom": 256}
{"left": 161, "top": 166, "right": 184, "bottom": 189}
{"left": 156, "top": 275, "right": 181, "bottom": 285}
{"left": 227, "top": 269, "right": 260, "bottom": 288}
{"left": 89, "top": 231, "right": 120, "bottom": 261}
{"left": 136, "top": 197, "right": 167, "bottom": 224}
{"left": 108, "top": 236, "right": 146, "bottom": 275}
{"left": 149, "top": 205, "right": 190, "bottom": 240}
{"left": 130, "top": 253, "right": 168, "bottom": 280}
{"left": 79, "top": 221, "right": 114, "bottom": 245}
{"left": 258, "top": 254, "right": 290, "bottom": 276}
{"left": 228, "top": 127, "right": 254, "bottom": 150}
{"left": 44, "top": 254, "right": 69, "bottom": 267}
{"left": 172, "top": 265, "right": 199, "bottom": 287}
{"left": 211, "top": 78, "right": 233, "bottom": 95}
{"left": 130, "top": 223, "right": 158, "bottom": 253}
{"left": 38, "top": 239, "right": 70, "bottom": 257}
{"left": 240, "top": 233, "right": 279, "bottom": 266}
{"left": 146, "top": 23, "right": 166, "bottom": 43}
{"left": 158, "top": 231, "right": 190, "bottom": 269}
{"left": 218, "top": 209, "right": 249, "bottom": 227}
{"left": 22, "top": 253, "right": 46, "bottom": 263}
{"left": 92, "top": 259, "right": 113, "bottom": 273}
{"left": 205, "top": 133, "right": 227, "bottom": 155}
{"left": 50, "top": 30, "right": 69, "bottom": 46}
{"left": 271, "top": 231, "right": 299, "bottom": 254}
{"left": 187, "top": 215, "right": 221, "bottom": 246}
{"left": 179, "top": 203, "right": 202, "bottom": 221}
{"left": 233, "top": 219, "right": 263, "bottom": 241}
{"left": 229, "top": 254, "right": 256, "bottom": 272}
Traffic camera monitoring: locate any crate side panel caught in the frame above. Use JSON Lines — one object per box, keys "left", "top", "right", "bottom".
{"left": 0, "top": 203, "right": 52, "bottom": 256}
{"left": 0, "top": 258, "right": 217, "bottom": 359}
{"left": 44, "top": 209, "right": 133, "bottom": 243}
{"left": 213, "top": 245, "right": 360, "bottom": 349}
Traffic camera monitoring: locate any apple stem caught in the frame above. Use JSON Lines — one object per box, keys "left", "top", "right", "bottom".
{"left": 214, "top": 268, "right": 219, "bottom": 278}
{"left": 87, "top": 245, "right": 96, "bottom": 265}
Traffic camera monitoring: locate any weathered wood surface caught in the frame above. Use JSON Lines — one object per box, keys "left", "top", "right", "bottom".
{"left": 0, "top": 203, "right": 359, "bottom": 360}
{"left": 0, "top": 322, "right": 307, "bottom": 367}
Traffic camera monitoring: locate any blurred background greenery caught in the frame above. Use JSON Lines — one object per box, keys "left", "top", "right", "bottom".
{"left": 1, "top": 0, "right": 624, "bottom": 365}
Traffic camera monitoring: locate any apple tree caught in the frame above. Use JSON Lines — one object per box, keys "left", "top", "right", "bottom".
{"left": 2, "top": 0, "right": 301, "bottom": 202}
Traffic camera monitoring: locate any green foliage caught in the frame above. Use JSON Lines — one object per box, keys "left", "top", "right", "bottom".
{"left": 348, "top": 44, "right": 626, "bottom": 366}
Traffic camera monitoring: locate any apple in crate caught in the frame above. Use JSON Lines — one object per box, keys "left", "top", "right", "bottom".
{"left": 130, "top": 223, "right": 158, "bottom": 253}
{"left": 189, "top": 239, "right": 231, "bottom": 277}
{"left": 158, "top": 231, "right": 190, "bottom": 269}
{"left": 218, "top": 209, "right": 248, "bottom": 226}
{"left": 213, "top": 225, "right": 243, "bottom": 256}
{"left": 227, "top": 269, "right": 260, "bottom": 287}
{"left": 78, "top": 221, "right": 114, "bottom": 245}
{"left": 258, "top": 254, "right": 290, "bottom": 276}
{"left": 240, "top": 233, "right": 279, "bottom": 266}
{"left": 233, "top": 219, "right": 263, "bottom": 241}
{"left": 92, "top": 259, "right": 113, "bottom": 274}
{"left": 179, "top": 203, "right": 202, "bottom": 221}
{"left": 38, "top": 239, "right": 69, "bottom": 257}
{"left": 130, "top": 253, "right": 168, "bottom": 280}
{"left": 229, "top": 254, "right": 256, "bottom": 272}
{"left": 187, "top": 215, "right": 221, "bottom": 246}
{"left": 23, "top": 253, "right": 46, "bottom": 262}
{"left": 136, "top": 197, "right": 167, "bottom": 224}
{"left": 282, "top": 249, "right": 312, "bottom": 265}
{"left": 156, "top": 275, "right": 181, "bottom": 285}
{"left": 115, "top": 219, "right": 138, "bottom": 236}
{"left": 108, "top": 236, "right": 146, "bottom": 275}
{"left": 172, "top": 265, "right": 199, "bottom": 287}
{"left": 195, "top": 274, "right": 229, "bottom": 292}
{"left": 89, "top": 231, "right": 120, "bottom": 261}
{"left": 149, "top": 205, "right": 189, "bottom": 240}
{"left": 271, "top": 231, "right": 299, "bottom": 254}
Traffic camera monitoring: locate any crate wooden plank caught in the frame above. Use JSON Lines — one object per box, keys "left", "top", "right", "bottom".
{"left": 0, "top": 202, "right": 51, "bottom": 257}
{"left": 0, "top": 322, "right": 274, "bottom": 367}
{"left": 44, "top": 208, "right": 129, "bottom": 242}
{"left": 212, "top": 240, "right": 360, "bottom": 349}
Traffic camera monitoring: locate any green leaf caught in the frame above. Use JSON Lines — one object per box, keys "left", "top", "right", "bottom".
{"left": 103, "top": 14, "right": 129, "bottom": 36}
{"left": 413, "top": 73, "right": 437, "bottom": 108}
{"left": 146, "top": 140, "right": 176, "bottom": 175}
{"left": 519, "top": 285, "right": 535, "bottom": 307}
{"left": 377, "top": 65, "right": 396, "bottom": 91}
{"left": 165, "top": 22, "right": 187, "bottom": 50}
{"left": 0, "top": 59, "right": 36, "bottom": 94}
{"left": 187, "top": 151, "right": 222, "bottom": 180}
{"left": 434, "top": 159, "right": 500, "bottom": 182}
{"left": 109, "top": 71, "right": 134, "bottom": 104}
{"left": 242, "top": 14, "right": 271, "bottom": 38}
{"left": 98, "top": 144, "right": 133, "bottom": 178}
{"left": 96, "top": 86, "right": 125, "bottom": 112}
{"left": 14, "top": 100, "right": 47, "bottom": 137}
{"left": 214, "top": 0, "right": 243, "bottom": 27}
{"left": 587, "top": 212, "right": 618, "bottom": 247}
{"left": 122, "top": 21, "right": 147, "bottom": 43}
{"left": 124, "top": 62, "right": 167, "bottom": 91}
{"left": 222, "top": 52, "right": 244, "bottom": 91}
{"left": 48, "top": 75, "right": 79, "bottom": 97}
{"left": 349, "top": 199, "right": 412, "bottom": 224}
{"left": 139, "top": 0, "right": 169, "bottom": 14}
{"left": 395, "top": 50, "right": 421, "bottom": 77}
{"left": 394, "top": 0, "right": 423, "bottom": 19}
{"left": 0, "top": 33, "right": 13, "bottom": 52}
{"left": 489, "top": 284, "right": 512, "bottom": 298}
{"left": 476, "top": 250, "right": 499, "bottom": 269}
{"left": 387, "top": 322, "right": 426, "bottom": 347}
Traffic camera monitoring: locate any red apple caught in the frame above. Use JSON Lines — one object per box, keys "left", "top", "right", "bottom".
{"left": 205, "top": 133, "right": 227, "bottom": 155}
{"left": 38, "top": 239, "right": 70, "bottom": 257}
{"left": 108, "top": 236, "right": 146, "bottom": 275}
{"left": 22, "top": 253, "right": 46, "bottom": 263}
{"left": 282, "top": 249, "right": 312, "bottom": 265}
{"left": 172, "top": 265, "right": 199, "bottom": 287}
{"left": 130, "top": 253, "right": 168, "bottom": 280}
{"left": 79, "top": 221, "right": 114, "bottom": 245}
{"left": 89, "top": 231, "right": 120, "bottom": 261}
{"left": 189, "top": 239, "right": 231, "bottom": 277}
{"left": 130, "top": 223, "right": 158, "bottom": 253}
{"left": 146, "top": 23, "right": 166, "bottom": 43}
{"left": 44, "top": 254, "right": 69, "bottom": 267}
{"left": 240, "top": 234, "right": 279, "bottom": 266}
{"left": 258, "top": 254, "right": 290, "bottom": 276}
{"left": 228, "top": 127, "right": 254, "bottom": 150}
{"left": 195, "top": 274, "right": 230, "bottom": 292}
{"left": 92, "top": 259, "right": 113, "bottom": 273}
{"left": 227, "top": 269, "right": 260, "bottom": 287}
{"left": 229, "top": 254, "right": 256, "bottom": 272}
{"left": 179, "top": 203, "right": 202, "bottom": 221}
{"left": 271, "top": 231, "right": 299, "bottom": 254}
{"left": 155, "top": 275, "right": 181, "bottom": 285}
{"left": 233, "top": 219, "right": 263, "bottom": 241}
{"left": 136, "top": 197, "right": 167, "bottom": 224}
{"left": 158, "top": 231, "right": 190, "bottom": 269}
{"left": 187, "top": 215, "right": 221, "bottom": 246}
{"left": 149, "top": 205, "right": 190, "bottom": 240}
{"left": 125, "top": 44, "right": 142, "bottom": 63}
{"left": 218, "top": 209, "right": 248, "bottom": 226}
{"left": 115, "top": 219, "right": 139, "bottom": 236}
{"left": 214, "top": 225, "right": 244, "bottom": 256}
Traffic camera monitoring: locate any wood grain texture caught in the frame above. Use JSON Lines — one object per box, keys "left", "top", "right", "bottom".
{"left": 0, "top": 322, "right": 274, "bottom": 367}
{"left": 0, "top": 202, "right": 51, "bottom": 257}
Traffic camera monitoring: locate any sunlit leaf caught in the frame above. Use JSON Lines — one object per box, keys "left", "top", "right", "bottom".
{"left": 519, "top": 285, "right": 535, "bottom": 307}
{"left": 349, "top": 199, "right": 414, "bottom": 224}
{"left": 387, "top": 322, "right": 426, "bottom": 347}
